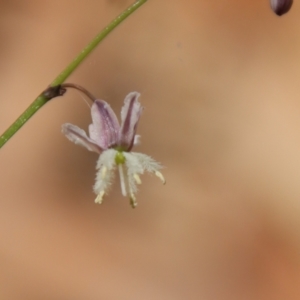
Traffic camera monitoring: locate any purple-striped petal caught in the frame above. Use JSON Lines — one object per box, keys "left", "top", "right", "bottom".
{"left": 90, "top": 100, "right": 120, "bottom": 149}
{"left": 62, "top": 123, "right": 102, "bottom": 153}
{"left": 119, "top": 92, "right": 143, "bottom": 151}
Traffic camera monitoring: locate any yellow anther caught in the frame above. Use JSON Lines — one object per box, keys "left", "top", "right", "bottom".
{"left": 95, "top": 190, "right": 105, "bottom": 204}
{"left": 133, "top": 173, "right": 142, "bottom": 184}
{"left": 130, "top": 194, "right": 137, "bottom": 208}
{"left": 155, "top": 171, "right": 166, "bottom": 184}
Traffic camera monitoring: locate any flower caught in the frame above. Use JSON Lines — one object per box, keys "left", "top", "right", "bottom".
{"left": 62, "top": 92, "right": 165, "bottom": 208}
{"left": 270, "top": 0, "right": 293, "bottom": 16}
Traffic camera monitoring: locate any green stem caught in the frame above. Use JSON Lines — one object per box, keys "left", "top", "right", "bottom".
{"left": 0, "top": 0, "right": 148, "bottom": 149}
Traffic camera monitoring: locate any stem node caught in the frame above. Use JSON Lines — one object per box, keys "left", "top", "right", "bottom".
{"left": 43, "top": 85, "right": 66, "bottom": 100}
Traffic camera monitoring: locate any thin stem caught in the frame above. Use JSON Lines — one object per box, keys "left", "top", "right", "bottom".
{"left": 61, "top": 83, "right": 97, "bottom": 102}
{"left": 0, "top": 0, "right": 148, "bottom": 149}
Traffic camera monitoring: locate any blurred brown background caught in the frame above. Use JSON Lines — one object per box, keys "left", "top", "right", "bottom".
{"left": 1, "top": 0, "right": 300, "bottom": 299}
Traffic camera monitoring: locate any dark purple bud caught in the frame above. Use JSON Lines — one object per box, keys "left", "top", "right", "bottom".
{"left": 270, "top": 0, "right": 293, "bottom": 16}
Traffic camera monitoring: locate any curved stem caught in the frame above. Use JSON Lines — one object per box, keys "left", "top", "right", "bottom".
{"left": 0, "top": 0, "right": 148, "bottom": 149}
{"left": 61, "top": 83, "right": 97, "bottom": 102}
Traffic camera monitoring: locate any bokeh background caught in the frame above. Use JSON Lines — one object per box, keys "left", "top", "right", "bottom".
{"left": 1, "top": 0, "right": 300, "bottom": 299}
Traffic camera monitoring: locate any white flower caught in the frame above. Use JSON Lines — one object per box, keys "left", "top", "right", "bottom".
{"left": 62, "top": 92, "right": 165, "bottom": 208}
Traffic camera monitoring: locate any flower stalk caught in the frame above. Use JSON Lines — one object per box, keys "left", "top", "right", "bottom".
{"left": 0, "top": 0, "right": 148, "bottom": 149}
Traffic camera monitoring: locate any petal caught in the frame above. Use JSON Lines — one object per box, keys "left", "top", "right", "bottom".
{"left": 62, "top": 123, "right": 102, "bottom": 153}
{"left": 90, "top": 100, "right": 120, "bottom": 149}
{"left": 133, "top": 135, "right": 141, "bottom": 146}
{"left": 119, "top": 92, "right": 143, "bottom": 151}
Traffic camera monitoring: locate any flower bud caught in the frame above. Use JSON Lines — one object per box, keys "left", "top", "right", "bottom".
{"left": 270, "top": 0, "right": 293, "bottom": 16}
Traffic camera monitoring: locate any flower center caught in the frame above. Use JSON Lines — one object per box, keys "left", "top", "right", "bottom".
{"left": 115, "top": 151, "right": 126, "bottom": 165}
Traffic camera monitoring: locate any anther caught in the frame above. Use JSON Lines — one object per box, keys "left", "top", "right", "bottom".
{"left": 155, "top": 171, "right": 166, "bottom": 184}
{"left": 130, "top": 194, "right": 137, "bottom": 208}
{"left": 133, "top": 173, "right": 142, "bottom": 184}
{"left": 95, "top": 190, "right": 105, "bottom": 204}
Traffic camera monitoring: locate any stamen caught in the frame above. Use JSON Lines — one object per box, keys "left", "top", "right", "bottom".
{"left": 128, "top": 181, "right": 137, "bottom": 208}
{"left": 95, "top": 190, "right": 105, "bottom": 204}
{"left": 130, "top": 194, "right": 137, "bottom": 208}
{"left": 155, "top": 171, "right": 166, "bottom": 184}
{"left": 101, "top": 166, "right": 107, "bottom": 179}
{"left": 133, "top": 173, "right": 142, "bottom": 184}
{"left": 118, "top": 164, "right": 127, "bottom": 196}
